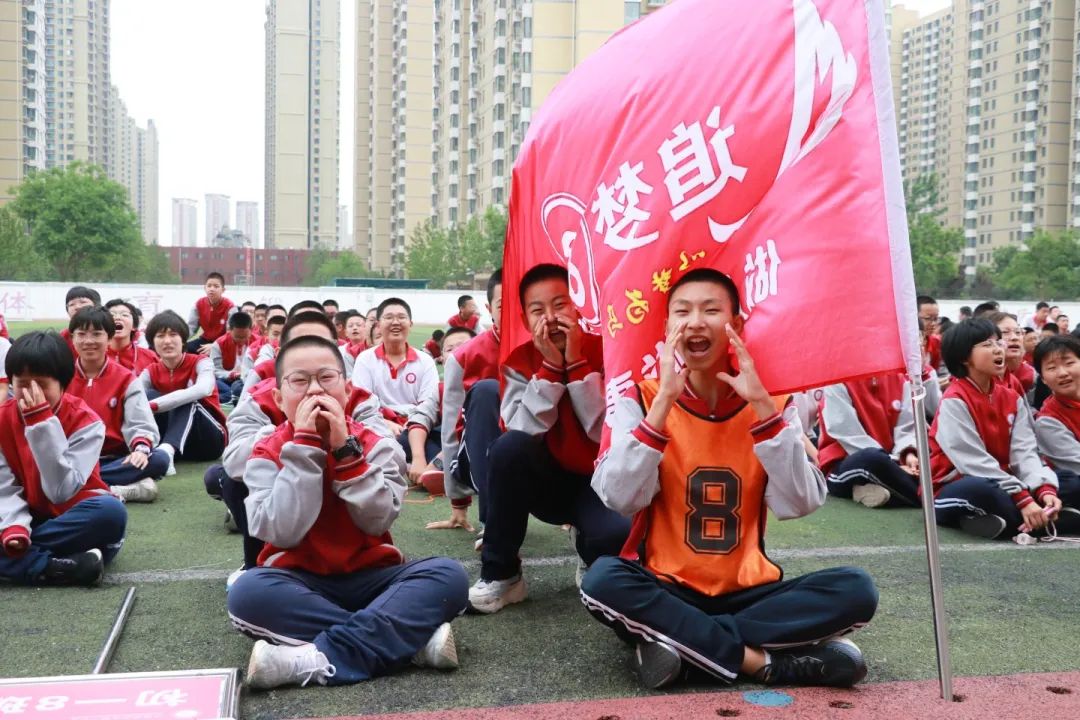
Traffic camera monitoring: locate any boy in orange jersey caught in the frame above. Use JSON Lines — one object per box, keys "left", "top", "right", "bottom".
{"left": 581, "top": 269, "right": 878, "bottom": 690}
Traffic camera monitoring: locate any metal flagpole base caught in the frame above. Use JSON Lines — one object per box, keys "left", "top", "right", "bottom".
{"left": 910, "top": 379, "right": 954, "bottom": 701}
{"left": 93, "top": 586, "right": 137, "bottom": 675}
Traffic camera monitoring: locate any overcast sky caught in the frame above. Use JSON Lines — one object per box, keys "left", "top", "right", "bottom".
{"left": 109, "top": 0, "right": 946, "bottom": 249}
{"left": 111, "top": 0, "right": 356, "bottom": 247}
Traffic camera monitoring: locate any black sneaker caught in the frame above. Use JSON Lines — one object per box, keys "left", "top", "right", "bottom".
{"left": 959, "top": 513, "right": 1007, "bottom": 539}
{"left": 632, "top": 640, "right": 682, "bottom": 690}
{"left": 757, "top": 639, "right": 867, "bottom": 688}
{"left": 39, "top": 549, "right": 104, "bottom": 587}
{"left": 1051, "top": 507, "right": 1080, "bottom": 536}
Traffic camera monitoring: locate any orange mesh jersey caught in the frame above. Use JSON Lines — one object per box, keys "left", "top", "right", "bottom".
{"left": 629, "top": 380, "right": 787, "bottom": 596}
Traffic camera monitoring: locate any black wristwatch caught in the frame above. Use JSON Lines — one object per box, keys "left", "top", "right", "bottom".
{"left": 332, "top": 435, "right": 363, "bottom": 461}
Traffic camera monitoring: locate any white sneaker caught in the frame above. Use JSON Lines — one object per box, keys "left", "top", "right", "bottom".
{"left": 224, "top": 509, "right": 239, "bottom": 533}
{"left": 159, "top": 444, "right": 177, "bottom": 477}
{"left": 568, "top": 526, "right": 588, "bottom": 589}
{"left": 412, "top": 622, "right": 459, "bottom": 671}
{"left": 226, "top": 566, "right": 246, "bottom": 592}
{"left": 165, "top": 460, "right": 177, "bottom": 477}
{"left": 852, "top": 483, "right": 891, "bottom": 509}
{"left": 473, "top": 526, "right": 484, "bottom": 552}
{"left": 111, "top": 477, "right": 159, "bottom": 503}
{"left": 468, "top": 574, "right": 527, "bottom": 614}
{"left": 245, "top": 641, "right": 336, "bottom": 689}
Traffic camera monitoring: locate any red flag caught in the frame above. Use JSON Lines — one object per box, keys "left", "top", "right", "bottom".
{"left": 502, "top": 0, "right": 920, "bottom": 421}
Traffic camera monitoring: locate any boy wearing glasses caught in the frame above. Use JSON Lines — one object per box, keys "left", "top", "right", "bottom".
{"left": 228, "top": 335, "right": 467, "bottom": 689}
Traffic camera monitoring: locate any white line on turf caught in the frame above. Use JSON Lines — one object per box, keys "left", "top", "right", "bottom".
{"left": 104, "top": 540, "right": 1080, "bottom": 585}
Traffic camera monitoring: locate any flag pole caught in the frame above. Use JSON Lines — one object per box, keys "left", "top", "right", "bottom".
{"left": 910, "top": 378, "right": 954, "bottom": 701}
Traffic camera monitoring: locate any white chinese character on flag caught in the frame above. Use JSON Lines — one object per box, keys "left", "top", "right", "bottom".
{"left": 604, "top": 370, "right": 636, "bottom": 425}
{"left": 592, "top": 162, "right": 660, "bottom": 251}
{"left": 661, "top": 106, "right": 748, "bottom": 222}
{"left": 640, "top": 341, "right": 667, "bottom": 380}
{"left": 743, "top": 239, "right": 782, "bottom": 313}
{"left": 136, "top": 689, "right": 189, "bottom": 708}
{"left": 0, "top": 696, "right": 31, "bottom": 714}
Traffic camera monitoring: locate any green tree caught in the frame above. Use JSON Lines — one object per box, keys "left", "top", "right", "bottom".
{"left": 10, "top": 163, "right": 144, "bottom": 281}
{"left": 405, "top": 220, "right": 457, "bottom": 288}
{"left": 0, "top": 205, "right": 49, "bottom": 281}
{"left": 309, "top": 251, "right": 377, "bottom": 286}
{"left": 990, "top": 230, "right": 1080, "bottom": 300}
{"left": 903, "top": 174, "right": 963, "bottom": 295}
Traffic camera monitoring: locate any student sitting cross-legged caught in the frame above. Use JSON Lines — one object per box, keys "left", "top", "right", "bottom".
{"left": 468, "top": 264, "right": 630, "bottom": 614}
{"left": 0, "top": 332, "right": 127, "bottom": 586}
{"left": 929, "top": 319, "right": 1079, "bottom": 539}
{"left": 227, "top": 335, "right": 468, "bottom": 689}
{"left": 140, "top": 310, "right": 228, "bottom": 475}
{"left": 203, "top": 311, "right": 390, "bottom": 589}
{"left": 580, "top": 269, "right": 877, "bottom": 690}
{"left": 817, "top": 372, "right": 921, "bottom": 509}
{"left": 66, "top": 307, "right": 169, "bottom": 503}
{"left": 1032, "top": 334, "right": 1080, "bottom": 528}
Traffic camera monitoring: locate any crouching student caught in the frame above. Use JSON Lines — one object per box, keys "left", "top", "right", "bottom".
{"left": 429, "top": 270, "right": 504, "bottom": 535}
{"left": 817, "top": 373, "right": 920, "bottom": 508}
{"left": 581, "top": 270, "right": 877, "bottom": 690}
{"left": 210, "top": 312, "right": 254, "bottom": 405}
{"left": 929, "top": 319, "right": 1079, "bottom": 539}
{"left": 67, "top": 308, "right": 169, "bottom": 503}
{"left": 227, "top": 336, "right": 468, "bottom": 689}
{"left": 0, "top": 332, "right": 127, "bottom": 586}
{"left": 469, "top": 264, "right": 630, "bottom": 614}
{"left": 140, "top": 310, "right": 228, "bottom": 474}
{"left": 1033, "top": 334, "right": 1080, "bottom": 518}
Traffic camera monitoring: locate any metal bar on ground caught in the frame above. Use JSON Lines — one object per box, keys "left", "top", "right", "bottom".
{"left": 910, "top": 380, "right": 954, "bottom": 701}
{"left": 92, "top": 586, "right": 137, "bottom": 674}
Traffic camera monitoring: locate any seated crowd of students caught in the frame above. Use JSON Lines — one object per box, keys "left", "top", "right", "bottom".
{"left": 1, "top": 270, "right": 1076, "bottom": 695}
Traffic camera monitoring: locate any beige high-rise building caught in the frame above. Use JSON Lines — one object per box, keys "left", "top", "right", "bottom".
{"left": 205, "top": 192, "right": 230, "bottom": 245}
{"left": 891, "top": 1, "right": 1078, "bottom": 277}
{"left": 265, "top": 0, "right": 341, "bottom": 250}
{"left": 0, "top": 0, "right": 47, "bottom": 202}
{"left": 44, "top": 0, "right": 111, "bottom": 169}
{"left": 429, "top": 1, "right": 665, "bottom": 230}
{"left": 357, "top": 0, "right": 663, "bottom": 275}
{"left": 105, "top": 86, "right": 157, "bottom": 244}
{"left": 172, "top": 197, "right": 197, "bottom": 247}
{"left": 353, "top": 0, "right": 432, "bottom": 274}
{"left": 137, "top": 119, "right": 158, "bottom": 244}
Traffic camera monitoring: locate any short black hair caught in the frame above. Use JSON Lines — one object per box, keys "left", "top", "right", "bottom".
{"left": 457, "top": 294, "right": 474, "bottom": 309}
{"left": 941, "top": 318, "right": 999, "bottom": 378}
{"left": 366, "top": 306, "right": 379, "bottom": 317}
{"left": 322, "top": 299, "right": 339, "bottom": 309}
{"left": 5, "top": 331, "right": 75, "bottom": 389}
{"left": 267, "top": 304, "right": 287, "bottom": 316}
{"left": 1023, "top": 327, "right": 1037, "bottom": 335}
{"left": 241, "top": 301, "right": 257, "bottom": 309}
{"left": 986, "top": 311, "right": 1017, "bottom": 326}
{"left": 69, "top": 306, "right": 116, "bottom": 338}
{"left": 333, "top": 310, "right": 355, "bottom": 328}
{"left": 916, "top": 295, "right": 937, "bottom": 309}
{"left": 205, "top": 272, "right": 225, "bottom": 285}
{"left": 972, "top": 301, "right": 1000, "bottom": 318}
{"left": 518, "top": 264, "right": 568, "bottom": 306}
{"left": 432, "top": 329, "right": 445, "bottom": 341}
{"left": 266, "top": 315, "right": 286, "bottom": 330}
{"left": 959, "top": 305, "right": 973, "bottom": 316}
{"left": 289, "top": 300, "right": 325, "bottom": 317}
{"left": 938, "top": 317, "right": 954, "bottom": 334}
{"left": 485, "top": 269, "right": 504, "bottom": 305}
{"left": 274, "top": 335, "right": 346, "bottom": 385}
{"left": 377, "top": 297, "right": 412, "bottom": 320}
{"left": 145, "top": 310, "right": 190, "bottom": 345}
{"left": 255, "top": 303, "right": 269, "bottom": 312}
{"left": 281, "top": 310, "right": 337, "bottom": 345}
{"left": 1043, "top": 324, "right": 1060, "bottom": 335}
{"left": 65, "top": 286, "right": 101, "bottom": 307}
{"left": 1050, "top": 305, "right": 1060, "bottom": 312}
{"left": 104, "top": 299, "right": 142, "bottom": 332}
{"left": 1058, "top": 313, "right": 1071, "bottom": 321}
{"left": 228, "top": 312, "right": 253, "bottom": 330}
{"left": 1036, "top": 301, "right": 1050, "bottom": 311}
{"left": 1033, "top": 334, "right": 1080, "bottom": 375}
{"left": 443, "top": 326, "right": 476, "bottom": 347}
{"left": 668, "top": 268, "right": 741, "bottom": 315}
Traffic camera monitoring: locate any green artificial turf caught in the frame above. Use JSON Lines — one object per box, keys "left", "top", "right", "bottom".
{"left": 4, "top": 459, "right": 1080, "bottom": 720}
